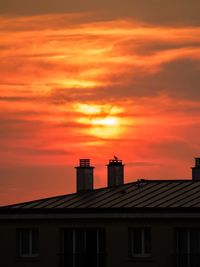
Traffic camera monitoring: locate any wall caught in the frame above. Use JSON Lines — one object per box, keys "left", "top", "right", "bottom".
{"left": 0, "top": 217, "right": 200, "bottom": 267}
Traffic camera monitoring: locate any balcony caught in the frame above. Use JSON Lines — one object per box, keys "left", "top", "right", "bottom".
{"left": 174, "top": 253, "right": 200, "bottom": 267}
{"left": 58, "top": 252, "right": 106, "bottom": 267}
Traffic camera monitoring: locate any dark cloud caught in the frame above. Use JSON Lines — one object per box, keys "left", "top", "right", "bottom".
{"left": 134, "top": 59, "right": 200, "bottom": 100}
{"left": 49, "top": 87, "right": 93, "bottom": 103}
{"left": 16, "top": 147, "right": 73, "bottom": 156}
{"left": 81, "top": 59, "right": 200, "bottom": 100}
{"left": 132, "top": 43, "right": 200, "bottom": 57}
{"left": 0, "top": 118, "right": 43, "bottom": 139}
{"left": 1, "top": 0, "right": 200, "bottom": 26}
{"left": 0, "top": 96, "right": 39, "bottom": 102}
{"left": 153, "top": 59, "right": 200, "bottom": 99}
{"left": 127, "top": 161, "right": 159, "bottom": 167}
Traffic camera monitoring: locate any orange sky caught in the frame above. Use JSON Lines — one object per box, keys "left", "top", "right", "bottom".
{"left": 1, "top": 1, "right": 200, "bottom": 205}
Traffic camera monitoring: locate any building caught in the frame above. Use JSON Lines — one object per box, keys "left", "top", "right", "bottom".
{"left": 1, "top": 157, "right": 200, "bottom": 267}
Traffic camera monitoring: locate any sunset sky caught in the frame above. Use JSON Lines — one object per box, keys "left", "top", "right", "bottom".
{"left": 1, "top": 0, "right": 200, "bottom": 205}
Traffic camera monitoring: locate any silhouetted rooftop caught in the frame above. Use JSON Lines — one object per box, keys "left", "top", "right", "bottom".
{"left": 1, "top": 179, "right": 200, "bottom": 210}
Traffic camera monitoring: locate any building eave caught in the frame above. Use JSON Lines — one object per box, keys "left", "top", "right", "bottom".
{"left": 0, "top": 207, "right": 200, "bottom": 220}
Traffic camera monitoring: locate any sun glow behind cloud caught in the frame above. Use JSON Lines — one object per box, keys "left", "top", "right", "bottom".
{"left": 73, "top": 103, "right": 125, "bottom": 138}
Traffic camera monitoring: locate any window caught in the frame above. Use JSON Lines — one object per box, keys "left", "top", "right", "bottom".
{"left": 129, "top": 228, "right": 151, "bottom": 258}
{"left": 17, "top": 228, "right": 39, "bottom": 258}
{"left": 175, "top": 228, "right": 200, "bottom": 267}
{"left": 62, "top": 228, "right": 105, "bottom": 267}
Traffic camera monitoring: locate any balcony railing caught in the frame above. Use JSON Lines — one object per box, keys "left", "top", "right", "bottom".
{"left": 58, "top": 253, "right": 106, "bottom": 267}
{"left": 174, "top": 253, "right": 200, "bottom": 267}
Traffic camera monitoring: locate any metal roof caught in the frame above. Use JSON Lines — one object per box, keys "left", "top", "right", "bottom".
{"left": 2, "top": 179, "right": 200, "bottom": 210}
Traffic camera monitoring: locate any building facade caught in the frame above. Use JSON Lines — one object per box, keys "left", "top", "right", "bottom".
{"left": 1, "top": 158, "right": 200, "bottom": 267}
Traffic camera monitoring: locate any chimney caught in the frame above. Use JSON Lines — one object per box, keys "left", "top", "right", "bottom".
{"left": 75, "top": 159, "right": 94, "bottom": 192}
{"left": 192, "top": 157, "right": 200, "bottom": 181}
{"left": 107, "top": 156, "right": 124, "bottom": 187}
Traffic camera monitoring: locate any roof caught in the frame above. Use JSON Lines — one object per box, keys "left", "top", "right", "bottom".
{"left": 1, "top": 179, "right": 200, "bottom": 210}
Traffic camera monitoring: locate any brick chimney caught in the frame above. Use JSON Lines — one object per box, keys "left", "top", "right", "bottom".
{"left": 192, "top": 158, "right": 200, "bottom": 181}
{"left": 107, "top": 156, "right": 124, "bottom": 187}
{"left": 75, "top": 159, "right": 94, "bottom": 192}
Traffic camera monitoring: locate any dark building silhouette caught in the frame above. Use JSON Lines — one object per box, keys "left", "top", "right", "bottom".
{"left": 1, "top": 157, "right": 200, "bottom": 267}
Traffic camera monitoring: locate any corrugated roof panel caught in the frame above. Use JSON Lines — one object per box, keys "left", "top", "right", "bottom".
{"left": 182, "top": 195, "right": 200, "bottom": 207}
{"left": 10, "top": 199, "right": 50, "bottom": 209}
{"left": 101, "top": 181, "right": 155, "bottom": 208}
{"left": 62, "top": 187, "right": 116, "bottom": 208}
{"left": 11, "top": 203, "right": 29, "bottom": 209}
{"left": 33, "top": 194, "right": 74, "bottom": 209}
{"left": 56, "top": 190, "right": 107, "bottom": 208}
{"left": 111, "top": 182, "right": 169, "bottom": 208}
{"left": 21, "top": 196, "right": 66, "bottom": 209}
{"left": 47, "top": 191, "right": 93, "bottom": 208}
{"left": 84, "top": 183, "right": 136, "bottom": 208}
{"left": 134, "top": 182, "right": 181, "bottom": 208}
{"left": 156, "top": 182, "right": 200, "bottom": 208}
{"left": 169, "top": 184, "right": 200, "bottom": 208}
{"left": 172, "top": 191, "right": 200, "bottom": 208}
{"left": 191, "top": 200, "right": 200, "bottom": 208}
{"left": 124, "top": 182, "right": 176, "bottom": 208}
{"left": 139, "top": 182, "right": 191, "bottom": 208}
